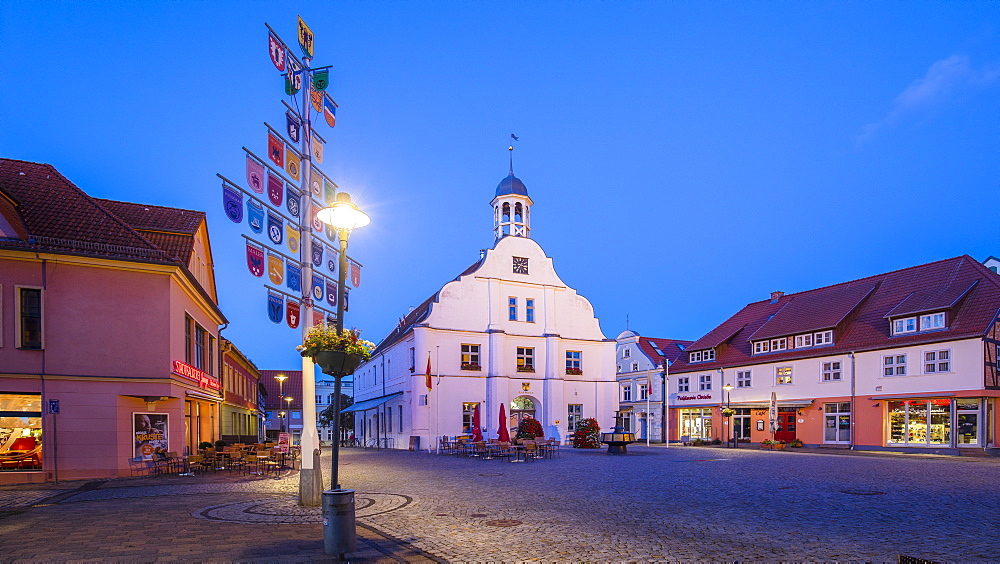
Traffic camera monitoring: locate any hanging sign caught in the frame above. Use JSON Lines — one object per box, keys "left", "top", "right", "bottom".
{"left": 286, "top": 223, "right": 300, "bottom": 254}
{"left": 267, "top": 211, "right": 283, "bottom": 245}
{"left": 267, "top": 253, "right": 284, "bottom": 285}
{"left": 323, "top": 97, "right": 336, "bottom": 127}
{"left": 286, "top": 111, "right": 301, "bottom": 143}
{"left": 311, "top": 204, "right": 323, "bottom": 232}
{"left": 285, "top": 149, "right": 301, "bottom": 181}
{"left": 269, "top": 32, "right": 286, "bottom": 71}
{"left": 246, "top": 243, "right": 265, "bottom": 277}
{"left": 297, "top": 16, "right": 314, "bottom": 58}
{"left": 223, "top": 184, "right": 243, "bottom": 223}
{"left": 267, "top": 291, "right": 284, "bottom": 323}
{"left": 311, "top": 89, "right": 323, "bottom": 113}
{"left": 351, "top": 262, "right": 361, "bottom": 287}
{"left": 267, "top": 172, "right": 283, "bottom": 206}
{"left": 246, "top": 156, "right": 265, "bottom": 194}
{"left": 285, "top": 185, "right": 301, "bottom": 218}
{"left": 285, "top": 58, "right": 302, "bottom": 95}
{"left": 311, "top": 238, "right": 324, "bottom": 267}
{"left": 287, "top": 299, "right": 300, "bottom": 329}
{"left": 323, "top": 178, "right": 336, "bottom": 205}
{"left": 326, "top": 279, "right": 337, "bottom": 307}
{"left": 313, "top": 69, "right": 329, "bottom": 91}
{"left": 246, "top": 199, "right": 264, "bottom": 234}
{"left": 311, "top": 274, "right": 324, "bottom": 302}
{"left": 325, "top": 223, "right": 337, "bottom": 243}
{"left": 312, "top": 134, "right": 324, "bottom": 164}
{"left": 286, "top": 260, "right": 301, "bottom": 292}
{"left": 267, "top": 132, "right": 284, "bottom": 168}
{"left": 326, "top": 256, "right": 337, "bottom": 276}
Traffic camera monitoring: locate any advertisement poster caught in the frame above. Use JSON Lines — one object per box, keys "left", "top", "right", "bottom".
{"left": 277, "top": 432, "right": 290, "bottom": 453}
{"left": 134, "top": 412, "right": 168, "bottom": 458}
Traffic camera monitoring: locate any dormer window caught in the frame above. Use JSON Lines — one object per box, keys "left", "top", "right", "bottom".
{"left": 891, "top": 312, "right": 946, "bottom": 336}
{"left": 689, "top": 349, "right": 715, "bottom": 363}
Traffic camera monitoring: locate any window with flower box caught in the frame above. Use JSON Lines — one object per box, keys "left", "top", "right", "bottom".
{"left": 516, "top": 347, "right": 534, "bottom": 372}
{"left": 565, "top": 351, "right": 582, "bottom": 375}
{"left": 461, "top": 344, "right": 481, "bottom": 371}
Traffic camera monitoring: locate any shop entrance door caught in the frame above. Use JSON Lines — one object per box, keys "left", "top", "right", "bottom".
{"left": 774, "top": 409, "right": 797, "bottom": 443}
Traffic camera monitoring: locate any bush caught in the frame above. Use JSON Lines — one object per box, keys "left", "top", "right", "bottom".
{"left": 572, "top": 418, "right": 601, "bottom": 448}
{"left": 712, "top": 438, "right": 722, "bottom": 445}
{"left": 516, "top": 417, "right": 544, "bottom": 440}
{"left": 198, "top": 441, "right": 214, "bottom": 450}
{"left": 215, "top": 440, "right": 227, "bottom": 449}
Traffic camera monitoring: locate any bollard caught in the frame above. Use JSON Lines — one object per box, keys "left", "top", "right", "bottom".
{"left": 322, "top": 489, "right": 356, "bottom": 556}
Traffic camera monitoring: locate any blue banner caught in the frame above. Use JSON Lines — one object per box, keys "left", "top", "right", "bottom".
{"left": 311, "top": 238, "right": 324, "bottom": 267}
{"left": 223, "top": 184, "right": 243, "bottom": 223}
{"left": 286, "top": 184, "right": 300, "bottom": 218}
{"left": 311, "top": 274, "right": 324, "bottom": 302}
{"left": 326, "top": 279, "right": 337, "bottom": 307}
{"left": 247, "top": 199, "right": 264, "bottom": 234}
{"left": 287, "top": 261, "right": 301, "bottom": 292}
{"left": 267, "top": 211, "right": 283, "bottom": 245}
{"left": 267, "top": 292, "right": 283, "bottom": 324}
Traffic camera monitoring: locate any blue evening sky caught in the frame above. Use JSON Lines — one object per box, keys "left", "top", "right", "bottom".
{"left": 2, "top": 2, "right": 997, "bottom": 371}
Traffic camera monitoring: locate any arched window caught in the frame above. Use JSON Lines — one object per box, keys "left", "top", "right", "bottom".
{"left": 502, "top": 202, "right": 511, "bottom": 222}
{"left": 514, "top": 203, "right": 523, "bottom": 223}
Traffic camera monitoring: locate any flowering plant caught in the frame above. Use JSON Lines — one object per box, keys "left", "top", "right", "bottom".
{"left": 565, "top": 367, "right": 583, "bottom": 375}
{"left": 461, "top": 362, "right": 482, "bottom": 371}
{"left": 572, "top": 418, "right": 601, "bottom": 448}
{"left": 515, "top": 416, "right": 544, "bottom": 440}
{"left": 721, "top": 408, "right": 735, "bottom": 418}
{"left": 297, "top": 324, "right": 374, "bottom": 361}
{"left": 760, "top": 439, "right": 774, "bottom": 445}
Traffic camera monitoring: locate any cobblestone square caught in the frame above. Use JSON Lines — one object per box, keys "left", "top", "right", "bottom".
{"left": 0, "top": 445, "right": 997, "bottom": 562}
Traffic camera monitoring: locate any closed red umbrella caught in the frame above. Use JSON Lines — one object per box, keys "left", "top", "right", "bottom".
{"left": 471, "top": 403, "right": 483, "bottom": 441}
{"left": 498, "top": 403, "right": 511, "bottom": 443}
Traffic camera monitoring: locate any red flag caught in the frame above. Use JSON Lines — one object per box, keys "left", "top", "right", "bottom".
{"left": 425, "top": 355, "right": 432, "bottom": 390}
{"left": 351, "top": 262, "right": 361, "bottom": 287}
{"left": 268, "top": 32, "right": 286, "bottom": 71}
{"left": 267, "top": 132, "right": 284, "bottom": 168}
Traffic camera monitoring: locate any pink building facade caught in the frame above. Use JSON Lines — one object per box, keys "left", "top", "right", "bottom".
{"left": 0, "top": 158, "right": 227, "bottom": 483}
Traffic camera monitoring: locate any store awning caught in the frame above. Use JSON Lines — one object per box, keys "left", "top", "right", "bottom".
{"left": 341, "top": 392, "right": 403, "bottom": 413}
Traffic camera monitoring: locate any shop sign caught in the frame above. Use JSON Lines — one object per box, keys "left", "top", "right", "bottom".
{"left": 172, "top": 360, "right": 222, "bottom": 391}
{"left": 676, "top": 394, "right": 714, "bottom": 401}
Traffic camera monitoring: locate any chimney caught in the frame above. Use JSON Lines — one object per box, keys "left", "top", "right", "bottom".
{"left": 770, "top": 291, "right": 784, "bottom": 304}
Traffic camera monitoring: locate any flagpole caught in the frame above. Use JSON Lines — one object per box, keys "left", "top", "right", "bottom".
{"left": 297, "top": 47, "right": 323, "bottom": 508}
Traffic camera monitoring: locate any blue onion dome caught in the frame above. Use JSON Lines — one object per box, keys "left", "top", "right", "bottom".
{"left": 495, "top": 172, "right": 528, "bottom": 197}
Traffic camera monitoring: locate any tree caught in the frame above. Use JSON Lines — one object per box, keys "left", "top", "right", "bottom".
{"left": 319, "top": 393, "right": 354, "bottom": 440}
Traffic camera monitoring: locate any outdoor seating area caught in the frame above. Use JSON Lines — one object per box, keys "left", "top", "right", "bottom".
{"left": 436, "top": 436, "right": 560, "bottom": 462}
{"left": 126, "top": 443, "right": 298, "bottom": 478}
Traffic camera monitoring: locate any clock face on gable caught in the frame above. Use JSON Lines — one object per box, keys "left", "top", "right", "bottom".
{"left": 512, "top": 256, "right": 529, "bottom": 275}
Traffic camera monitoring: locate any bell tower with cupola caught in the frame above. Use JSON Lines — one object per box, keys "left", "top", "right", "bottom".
{"left": 491, "top": 144, "right": 533, "bottom": 242}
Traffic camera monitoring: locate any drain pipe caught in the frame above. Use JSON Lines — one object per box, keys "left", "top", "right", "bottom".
{"left": 849, "top": 351, "right": 856, "bottom": 451}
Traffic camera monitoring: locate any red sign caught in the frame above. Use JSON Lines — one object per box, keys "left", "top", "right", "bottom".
{"left": 172, "top": 361, "right": 221, "bottom": 391}
{"left": 677, "top": 394, "right": 714, "bottom": 401}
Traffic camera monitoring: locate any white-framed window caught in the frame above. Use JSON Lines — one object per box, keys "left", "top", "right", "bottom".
{"left": 16, "top": 286, "right": 43, "bottom": 350}
{"left": 516, "top": 347, "right": 534, "bottom": 372}
{"left": 776, "top": 366, "right": 793, "bottom": 385}
{"left": 821, "top": 361, "right": 842, "bottom": 381}
{"left": 623, "top": 348, "right": 631, "bottom": 358}
{"left": 409, "top": 347, "right": 415, "bottom": 371}
{"left": 566, "top": 351, "right": 582, "bottom": 374}
{"left": 568, "top": 404, "right": 583, "bottom": 431}
{"left": 508, "top": 297, "right": 517, "bottom": 321}
{"left": 924, "top": 350, "right": 950, "bottom": 373}
{"left": 920, "top": 312, "right": 946, "bottom": 331}
{"left": 461, "top": 344, "right": 481, "bottom": 370}
{"left": 883, "top": 354, "right": 907, "bottom": 376}
{"left": 699, "top": 374, "right": 712, "bottom": 391}
{"left": 794, "top": 334, "right": 813, "bottom": 348}
{"left": 631, "top": 362, "right": 639, "bottom": 371}
{"left": 736, "top": 370, "right": 751, "bottom": 388}
{"left": 622, "top": 384, "right": 633, "bottom": 402}
{"left": 677, "top": 377, "right": 690, "bottom": 392}
{"left": 690, "top": 349, "right": 715, "bottom": 363}
{"left": 771, "top": 338, "right": 787, "bottom": 352}
{"left": 814, "top": 331, "right": 833, "bottom": 346}
{"left": 526, "top": 298, "right": 535, "bottom": 323}
{"left": 753, "top": 341, "right": 769, "bottom": 354}
{"left": 639, "top": 382, "right": 649, "bottom": 400}
{"left": 893, "top": 317, "right": 917, "bottom": 335}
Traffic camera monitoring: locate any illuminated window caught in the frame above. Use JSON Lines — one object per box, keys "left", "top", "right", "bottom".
{"left": 776, "top": 366, "right": 793, "bottom": 385}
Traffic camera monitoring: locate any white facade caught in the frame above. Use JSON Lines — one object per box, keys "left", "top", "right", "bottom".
{"left": 353, "top": 169, "right": 617, "bottom": 449}
{"left": 615, "top": 330, "right": 663, "bottom": 440}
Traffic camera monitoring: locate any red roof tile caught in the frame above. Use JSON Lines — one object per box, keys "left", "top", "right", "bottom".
{"left": 259, "top": 370, "right": 303, "bottom": 410}
{"left": 638, "top": 337, "right": 693, "bottom": 366}
{"left": 749, "top": 281, "right": 877, "bottom": 341}
{"left": 672, "top": 255, "right": 1000, "bottom": 374}
{"left": 95, "top": 199, "right": 205, "bottom": 263}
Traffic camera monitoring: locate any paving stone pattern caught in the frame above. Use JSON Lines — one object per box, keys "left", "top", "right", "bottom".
{"left": 0, "top": 446, "right": 997, "bottom": 562}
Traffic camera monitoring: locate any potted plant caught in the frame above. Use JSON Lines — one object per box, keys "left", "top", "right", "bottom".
{"left": 760, "top": 439, "right": 774, "bottom": 449}
{"left": 565, "top": 367, "right": 583, "bottom": 375}
{"left": 571, "top": 418, "right": 601, "bottom": 448}
{"left": 297, "top": 324, "right": 375, "bottom": 375}
{"left": 515, "top": 417, "right": 544, "bottom": 440}
{"left": 721, "top": 408, "right": 735, "bottom": 418}
{"left": 774, "top": 440, "right": 787, "bottom": 450}
{"left": 790, "top": 438, "right": 804, "bottom": 448}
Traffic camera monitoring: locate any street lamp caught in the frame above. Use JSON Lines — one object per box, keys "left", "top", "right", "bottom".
{"left": 723, "top": 383, "right": 735, "bottom": 449}
{"left": 275, "top": 374, "right": 287, "bottom": 433}
{"left": 316, "top": 191, "right": 369, "bottom": 556}
{"left": 285, "top": 396, "right": 294, "bottom": 441}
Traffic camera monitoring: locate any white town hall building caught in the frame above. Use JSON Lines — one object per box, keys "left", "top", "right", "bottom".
{"left": 348, "top": 162, "right": 617, "bottom": 449}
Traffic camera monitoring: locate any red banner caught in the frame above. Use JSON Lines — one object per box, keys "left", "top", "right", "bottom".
{"left": 246, "top": 243, "right": 264, "bottom": 277}
{"left": 267, "top": 132, "right": 284, "bottom": 168}
{"left": 287, "top": 299, "right": 300, "bottom": 329}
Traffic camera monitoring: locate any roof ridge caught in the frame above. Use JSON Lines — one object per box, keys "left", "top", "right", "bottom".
{"left": 88, "top": 197, "right": 171, "bottom": 255}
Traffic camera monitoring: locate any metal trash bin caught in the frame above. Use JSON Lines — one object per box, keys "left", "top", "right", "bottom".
{"left": 322, "top": 489, "right": 356, "bottom": 556}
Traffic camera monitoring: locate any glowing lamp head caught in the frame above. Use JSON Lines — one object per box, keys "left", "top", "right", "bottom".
{"left": 317, "top": 192, "right": 370, "bottom": 232}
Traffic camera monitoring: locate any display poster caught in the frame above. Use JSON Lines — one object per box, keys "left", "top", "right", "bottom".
{"left": 277, "top": 431, "right": 290, "bottom": 453}
{"left": 134, "top": 412, "right": 168, "bottom": 458}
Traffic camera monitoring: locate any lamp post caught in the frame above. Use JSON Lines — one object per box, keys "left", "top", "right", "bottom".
{"left": 723, "top": 383, "right": 735, "bottom": 449}
{"left": 285, "top": 396, "right": 294, "bottom": 442}
{"left": 275, "top": 374, "right": 287, "bottom": 433}
{"left": 316, "top": 191, "right": 369, "bottom": 557}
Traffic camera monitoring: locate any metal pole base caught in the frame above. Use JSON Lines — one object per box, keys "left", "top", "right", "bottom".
{"left": 322, "top": 489, "right": 356, "bottom": 556}
{"left": 299, "top": 449, "right": 324, "bottom": 506}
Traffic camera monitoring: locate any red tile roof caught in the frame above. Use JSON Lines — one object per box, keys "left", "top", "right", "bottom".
{"left": 672, "top": 255, "right": 1000, "bottom": 374}
{"left": 95, "top": 198, "right": 204, "bottom": 263}
{"left": 749, "top": 281, "right": 877, "bottom": 341}
{"left": 638, "top": 337, "right": 693, "bottom": 366}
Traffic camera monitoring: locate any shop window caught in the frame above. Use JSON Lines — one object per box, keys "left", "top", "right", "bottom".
{"left": 679, "top": 408, "right": 713, "bottom": 440}
{"left": 887, "top": 399, "right": 951, "bottom": 446}
{"left": 0, "top": 393, "right": 43, "bottom": 471}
